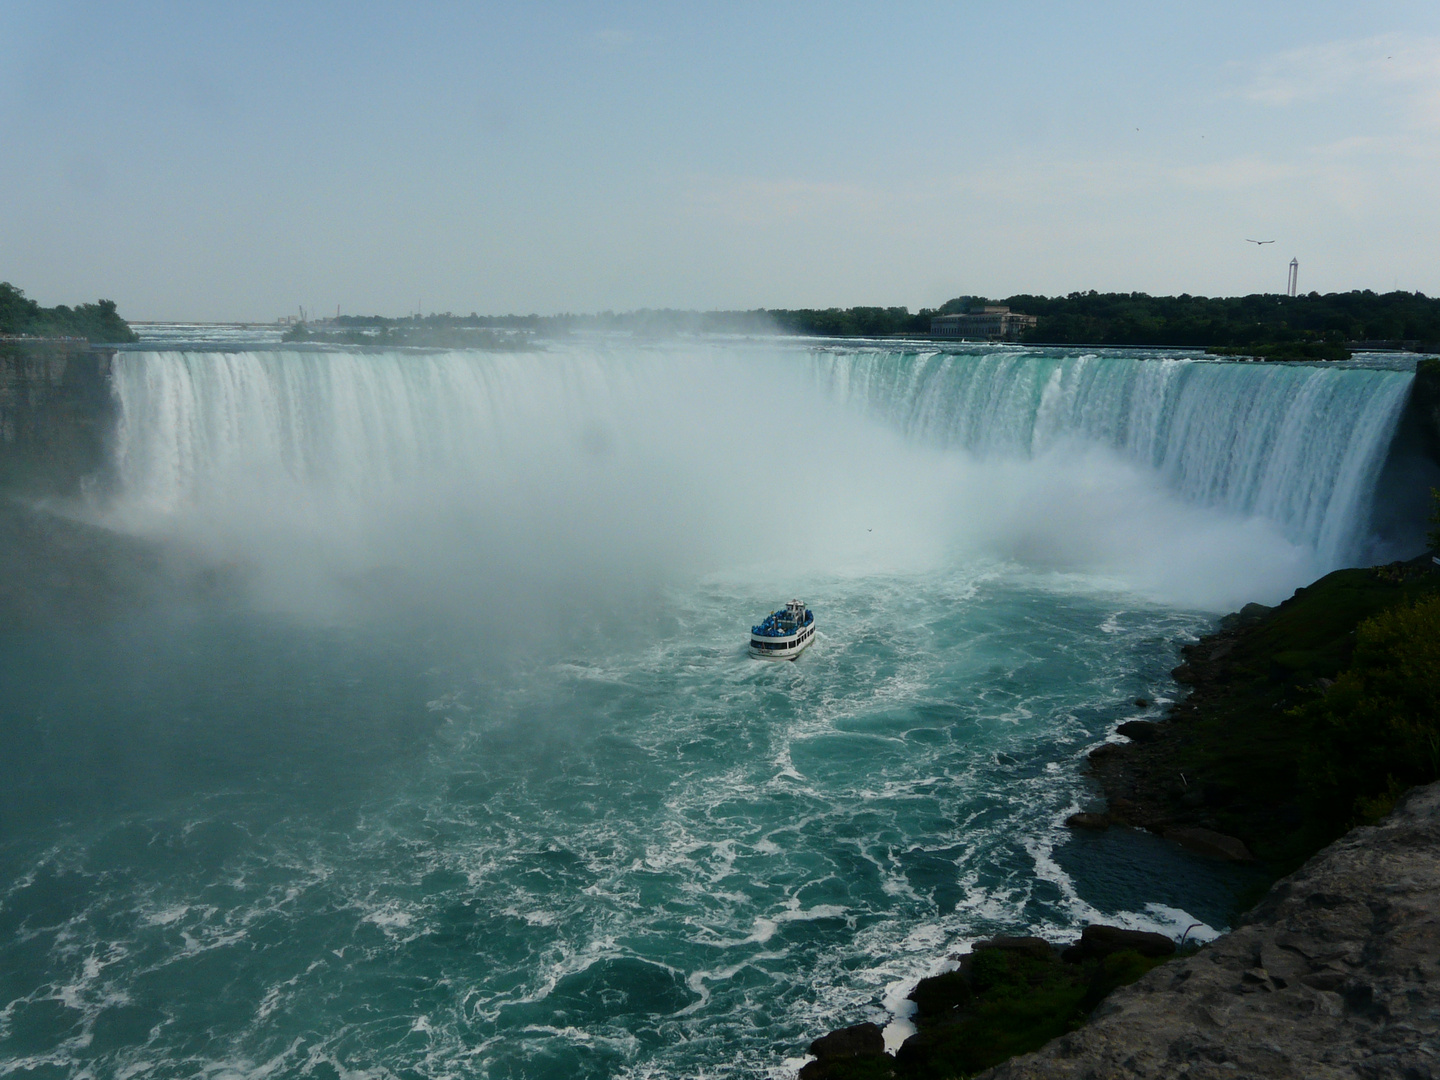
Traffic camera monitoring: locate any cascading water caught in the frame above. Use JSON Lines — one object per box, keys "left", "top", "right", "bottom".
{"left": 809, "top": 347, "right": 1413, "bottom": 567}
{"left": 105, "top": 343, "right": 1413, "bottom": 612}
{"left": 0, "top": 338, "right": 1417, "bottom": 1080}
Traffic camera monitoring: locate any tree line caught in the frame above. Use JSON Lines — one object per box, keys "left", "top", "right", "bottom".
{"left": 312, "top": 290, "right": 1440, "bottom": 348}
{"left": 765, "top": 290, "right": 1440, "bottom": 346}
{"left": 9, "top": 279, "right": 1439, "bottom": 350}
{"left": 0, "top": 282, "right": 137, "bottom": 343}
{"left": 1006, "top": 290, "right": 1440, "bottom": 348}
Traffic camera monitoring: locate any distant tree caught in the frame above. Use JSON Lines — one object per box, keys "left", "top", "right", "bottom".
{"left": 0, "top": 282, "right": 137, "bottom": 342}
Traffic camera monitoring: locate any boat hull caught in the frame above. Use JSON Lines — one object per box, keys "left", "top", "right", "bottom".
{"left": 748, "top": 623, "right": 816, "bottom": 661}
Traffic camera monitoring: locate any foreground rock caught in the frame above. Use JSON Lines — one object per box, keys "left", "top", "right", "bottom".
{"left": 800, "top": 1023, "right": 889, "bottom": 1080}
{"left": 978, "top": 779, "right": 1440, "bottom": 1079}
{"left": 1060, "top": 926, "right": 1174, "bottom": 963}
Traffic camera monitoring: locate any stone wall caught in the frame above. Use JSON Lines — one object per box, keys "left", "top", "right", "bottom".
{"left": 0, "top": 343, "right": 117, "bottom": 496}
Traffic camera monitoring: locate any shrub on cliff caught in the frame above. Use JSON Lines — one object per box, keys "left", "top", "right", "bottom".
{"left": 1298, "top": 596, "right": 1440, "bottom": 825}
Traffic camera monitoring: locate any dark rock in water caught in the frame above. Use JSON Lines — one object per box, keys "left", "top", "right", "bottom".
{"left": 1115, "top": 720, "right": 1158, "bottom": 742}
{"left": 1064, "top": 811, "right": 1111, "bottom": 831}
{"left": 809, "top": 1022, "right": 885, "bottom": 1061}
{"left": 1061, "top": 925, "right": 1176, "bottom": 963}
{"left": 908, "top": 971, "right": 972, "bottom": 1023}
{"left": 973, "top": 936, "right": 1056, "bottom": 961}
{"left": 1169, "top": 662, "right": 1197, "bottom": 684}
{"left": 1086, "top": 742, "right": 1121, "bottom": 761}
{"left": 894, "top": 931, "right": 1165, "bottom": 1078}
{"left": 1164, "top": 826, "right": 1255, "bottom": 862}
{"left": 1107, "top": 797, "right": 1141, "bottom": 824}
{"left": 801, "top": 1022, "right": 892, "bottom": 1080}
{"left": 1133, "top": 697, "right": 1150, "bottom": 708}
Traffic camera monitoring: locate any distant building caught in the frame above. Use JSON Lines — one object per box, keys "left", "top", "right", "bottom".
{"left": 930, "top": 306, "right": 1037, "bottom": 341}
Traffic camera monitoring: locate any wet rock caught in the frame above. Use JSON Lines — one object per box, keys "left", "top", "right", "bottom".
{"left": 1107, "top": 797, "right": 1141, "bottom": 824}
{"left": 1133, "top": 697, "right": 1150, "bottom": 708}
{"left": 808, "top": 1022, "right": 885, "bottom": 1061}
{"left": 908, "top": 970, "right": 973, "bottom": 1023}
{"left": 1115, "top": 720, "right": 1158, "bottom": 743}
{"left": 802, "top": 1022, "right": 892, "bottom": 1080}
{"left": 1164, "top": 826, "right": 1255, "bottom": 862}
{"left": 1064, "top": 812, "right": 1111, "bottom": 831}
{"left": 1061, "top": 925, "right": 1176, "bottom": 963}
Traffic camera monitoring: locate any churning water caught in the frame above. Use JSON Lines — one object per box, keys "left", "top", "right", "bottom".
{"left": 0, "top": 340, "right": 1413, "bottom": 1078}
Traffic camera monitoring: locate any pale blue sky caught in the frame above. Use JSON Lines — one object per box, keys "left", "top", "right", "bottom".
{"left": 3, "top": 2, "right": 1439, "bottom": 320}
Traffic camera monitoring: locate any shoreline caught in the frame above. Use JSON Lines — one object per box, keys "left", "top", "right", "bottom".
{"left": 1083, "top": 555, "right": 1438, "bottom": 874}
{"left": 795, "top": 554, "right": 1440, "bottom": 1078}
{"left": 980, "top": 778, "right": 1440, "bottom": 1078}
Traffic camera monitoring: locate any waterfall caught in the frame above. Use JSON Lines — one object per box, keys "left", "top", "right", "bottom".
{"left": 810, "top": 348, "right": 1413, "bottom": 567}
{"left": 105, "top": 344, "right": 1414, "bottom": 610}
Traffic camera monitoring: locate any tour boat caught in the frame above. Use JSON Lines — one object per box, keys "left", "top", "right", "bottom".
{"left": 749, "top": 599, "right": 816, "bottom": 660}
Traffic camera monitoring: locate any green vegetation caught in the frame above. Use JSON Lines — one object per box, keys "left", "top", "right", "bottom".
{"left": 894, "top": 949, "right": 1167, "bottom": 1079}
{"left": 310, "top": 290, "right": 1440, "bottom": 352}
{"left": 1295, "top": 595, "right": 1440, "bottom": 828}
{"left": 766, "top": 306, "right": 929, "bottom": 337}
{"left": 0, "top": 282, "right": 137, "bottom": 343}
{"left": 1006, "top": 290, "right": 1440, "bottom": 349}
{"left": 760, "top": 291, "right": 1440, "bottom": 347}
{"left": 1135, "top": 561, "right": 1439, "bottom": 872}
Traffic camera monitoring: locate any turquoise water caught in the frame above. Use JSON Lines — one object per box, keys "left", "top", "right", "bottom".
{"left": 0, "top": 341, "right": 1405, "bottom": 1077}
{"left": 1, "top": 570, "right": 1237, "bottom": 1079}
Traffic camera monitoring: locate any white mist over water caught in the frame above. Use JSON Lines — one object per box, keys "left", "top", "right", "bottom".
{"left": 106, "top": 341, "right": 1411, "bottom": 614}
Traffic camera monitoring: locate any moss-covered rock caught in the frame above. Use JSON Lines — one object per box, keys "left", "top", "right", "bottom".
{"left": 893, "top": 939, "right": 1169, "bottom": 1080}
{"left": 1089, "top": 557, "right": 1440, "bottom": 873}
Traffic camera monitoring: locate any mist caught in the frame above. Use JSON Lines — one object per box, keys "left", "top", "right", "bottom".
{"left": 93, "top": 342, "right": 1350, "bottom": 632}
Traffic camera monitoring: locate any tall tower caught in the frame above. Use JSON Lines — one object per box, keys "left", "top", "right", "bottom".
{"left": 1287, "top": 258, "right": 1299, "bottom": 298}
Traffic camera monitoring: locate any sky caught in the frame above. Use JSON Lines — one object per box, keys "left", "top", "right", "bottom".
{"left": 2, "top": 1, "right": 1440, "bottom": 321}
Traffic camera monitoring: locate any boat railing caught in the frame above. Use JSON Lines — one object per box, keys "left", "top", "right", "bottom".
{"left": 751, "top": 610, "right": 815, "bottom": 637}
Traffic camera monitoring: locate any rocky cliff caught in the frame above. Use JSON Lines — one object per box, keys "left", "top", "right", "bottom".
{"left": 0, "top": 343, "right": 117, "bottom": 495}
{"left": 980, "top": 779, "right": 1440, "bottom": 1079}
{"left": 1410, "top": 358, "right": 1440, "bottom": 464}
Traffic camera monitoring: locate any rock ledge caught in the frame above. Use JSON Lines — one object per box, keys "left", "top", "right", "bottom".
{"left": 978, "top": 779, "right": 1440, "bottom": 1079}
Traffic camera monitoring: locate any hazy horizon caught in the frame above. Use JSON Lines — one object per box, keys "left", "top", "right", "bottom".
{"left": 4, "top": 2, "right": 1439, "bottom": 321}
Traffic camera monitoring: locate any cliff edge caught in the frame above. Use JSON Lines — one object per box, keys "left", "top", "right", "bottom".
{"left": 980, "top": 779, "right": 1440, "bottom": 1079}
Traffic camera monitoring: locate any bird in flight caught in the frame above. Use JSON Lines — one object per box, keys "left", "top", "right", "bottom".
{"left": 1246, "top": 239, "right": 1275, "bottom": 245}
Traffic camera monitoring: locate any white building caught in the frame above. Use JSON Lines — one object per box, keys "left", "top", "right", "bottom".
{"left": 931, "top": 306, "right": 1037, "bottom": 341}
